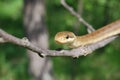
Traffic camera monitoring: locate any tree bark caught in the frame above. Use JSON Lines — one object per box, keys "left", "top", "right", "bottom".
{"left": 23, "top": 0, "right": 53, "bottom": 80}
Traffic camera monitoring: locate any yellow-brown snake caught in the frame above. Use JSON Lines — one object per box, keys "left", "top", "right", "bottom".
{"left": 55, "top": 20, "right": 120, "bottom": 48}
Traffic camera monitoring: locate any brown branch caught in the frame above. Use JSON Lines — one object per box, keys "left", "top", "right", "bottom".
{"left": 61, "top": 0, "right": 95, "bottom": 32}
{"left": 0, "top": 37, "right": 7, "bottom": 43}
{"left": 0, "top": 1, "right": 118, "bottom": 58}
{"left": 0, "top": 29, "right": 44, "bottom": 57}
{"left": 0, "top": 28, "right": 118, "bottom": 58}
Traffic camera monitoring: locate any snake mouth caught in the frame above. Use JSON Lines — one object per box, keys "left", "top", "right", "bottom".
{"left": 55, "top": 40, "right": 65, "bottom": 44}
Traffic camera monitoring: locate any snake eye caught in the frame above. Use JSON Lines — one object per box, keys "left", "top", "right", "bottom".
{"left": 66, "top": 35, "right": 69, "bottom": 39}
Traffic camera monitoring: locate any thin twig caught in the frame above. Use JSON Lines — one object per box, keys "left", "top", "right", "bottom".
{"left": 0, "top": 28, "right": 118, "bottom": 58}
{"left": 0, "top": 28, "right": 83, "bottom": 57}
{"left": 61, "top": 0, "right": 95, "bottom": 32}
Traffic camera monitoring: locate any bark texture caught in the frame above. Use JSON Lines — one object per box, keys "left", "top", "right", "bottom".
{"left": 23, "top": 0, "right": 53, "bottom": 80}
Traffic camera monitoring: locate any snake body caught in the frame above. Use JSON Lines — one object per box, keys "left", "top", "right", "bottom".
{"left": 55, "top": 20, "right": 120, "bottom": 48}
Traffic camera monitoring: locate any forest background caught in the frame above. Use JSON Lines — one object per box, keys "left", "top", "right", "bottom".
{"left": 0, "top": 0, "right": 120, "bottom": 80}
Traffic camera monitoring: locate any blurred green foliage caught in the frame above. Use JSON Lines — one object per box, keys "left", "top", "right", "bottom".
{"left": 0, "top": 0, "right": 120, "bottom": 80}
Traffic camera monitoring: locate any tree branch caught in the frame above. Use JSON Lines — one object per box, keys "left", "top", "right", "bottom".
{"left": 0, "top": 28, "right": 118, "bottom": 58}
{"left": 0, "top": 0, "right": 118, "bottom": 58}
{"left": 61, "top": 0, "right": 95, "bottom": 32}
{"left": 0, "top": 37, "right": 7, "bottom": 43}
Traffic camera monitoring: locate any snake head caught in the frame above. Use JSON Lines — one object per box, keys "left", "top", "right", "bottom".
{"left": 54, "top": 31, "right": 76, "bottom": 44}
